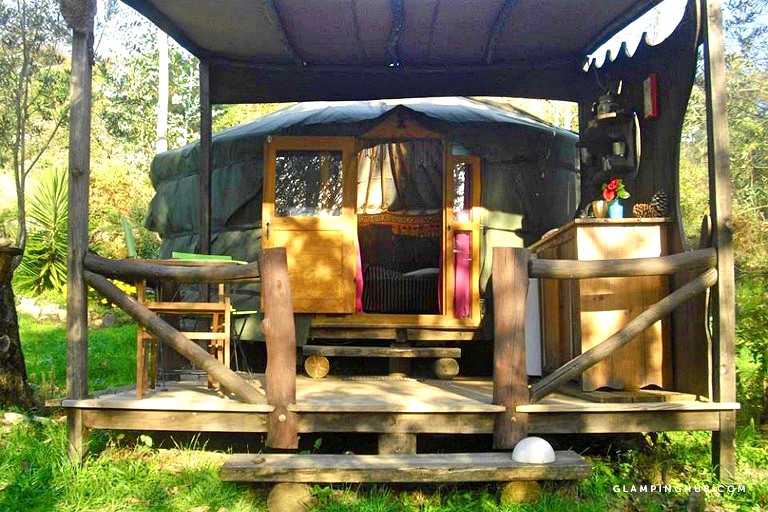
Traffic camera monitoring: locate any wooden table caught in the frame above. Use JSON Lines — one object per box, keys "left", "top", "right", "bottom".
{"left": 134, "top": 259, "right": 235, "bottom": 398}
{"left": 530, "top": 218, "right": 673, "bottom": 391}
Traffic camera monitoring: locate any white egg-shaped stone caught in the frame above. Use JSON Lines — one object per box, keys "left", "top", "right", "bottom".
{"left": 511, "top": 436, "right": 556, "bottom": 464}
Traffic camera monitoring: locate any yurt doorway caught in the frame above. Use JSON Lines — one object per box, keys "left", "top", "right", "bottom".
{"left": 263, "top": 131, "right": 482, "bottom": 328}
{"left": 356, "top": 140, "right": 444, "bottom": 316}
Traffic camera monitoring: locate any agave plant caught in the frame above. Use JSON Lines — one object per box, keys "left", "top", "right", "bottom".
{"left": 15, "top": 171, "right": 68, "bottom": 295}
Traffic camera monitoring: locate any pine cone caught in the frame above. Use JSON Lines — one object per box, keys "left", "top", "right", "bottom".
{"left": 633, "top": 203, "right": 656, "bottom": 218}
{"left": 650, "top": 189, "right": 671, "bottom": 217}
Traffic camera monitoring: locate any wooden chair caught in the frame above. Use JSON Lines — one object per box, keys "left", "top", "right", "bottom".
{"left": 135, "top": 257, "right": 234, "bottom": 398}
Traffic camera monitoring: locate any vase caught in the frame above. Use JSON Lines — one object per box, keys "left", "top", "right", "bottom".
{"left": 608, "top": 199, "right": 624, "bottom": 219}
{"left": 591, "top": 200, "right": 608, "bottom": 218}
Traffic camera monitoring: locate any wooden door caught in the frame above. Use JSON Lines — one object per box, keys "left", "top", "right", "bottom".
{"left": 263, "top": 136, "right": 357, "bottom": 313}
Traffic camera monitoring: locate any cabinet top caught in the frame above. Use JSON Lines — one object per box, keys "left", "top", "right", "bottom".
{"left": 529, "top": 217, "right": 674, "bottom": 251}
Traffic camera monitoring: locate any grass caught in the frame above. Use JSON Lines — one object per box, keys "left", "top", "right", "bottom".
{"left": 19, "top": 312, "right": 136, "bottom": 399}
{"left": 2, "top": 278, "right": 767, "bottom": 511}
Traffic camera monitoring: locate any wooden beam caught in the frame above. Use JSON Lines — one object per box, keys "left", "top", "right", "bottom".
{"left": 702, "top": 0, "right": 736, "bottom": 481}
{"left": 527, "top": 411, "right": 722, "bottom": 434}
{"left": 531, "top": 268, "right": 718, "bottom": 402}
{"left": 261, "top": 248, "right": 299, "bottom": 450}
{"left": 64, "top": 8, "right": 94, "bottom": 414}
{"left": 260, "top": 0, "right": 304, "bottom": 65}
{"left": 386, "top": 0, "right": 405, "bottom": 66}
{"left": 302, "top": 345, "right": 461, "bottom": 358}
{"left": 528, "top": 247, "right": 716, "bottom": 279}
{"left": 492, "top": 247, "right": 530, "bottom": 449}
{"left": 484, "top": 0, "right": 520, "bottom": 64}
{"left": 83, "top": 271, "right": 266, "bottom": 405}
{"left": 84, "top": 253, "right": 260, "bottom": 283}
{"left": 121, "top": 0, "right": 209, "bottom": 59}
{"left": 221, "top": 451, "right": 591, "bottom": 483}
{"left": 198, "top": 60, "right": 212, "bottom": 254}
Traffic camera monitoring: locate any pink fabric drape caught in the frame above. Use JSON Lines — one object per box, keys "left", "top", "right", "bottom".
{"left": 355, "top": 237, "right": 364, "bottom": 312}
{"left": 454, "top": 232, "right": 471, "bottom": 318}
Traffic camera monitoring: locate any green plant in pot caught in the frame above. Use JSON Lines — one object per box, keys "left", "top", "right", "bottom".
{"left": 601, "top": 178, "right": 630, "bottom": 219}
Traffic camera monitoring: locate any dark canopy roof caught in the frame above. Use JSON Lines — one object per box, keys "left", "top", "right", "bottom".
{"left": 123, "top": 0, "right": 663, "bottom": 102}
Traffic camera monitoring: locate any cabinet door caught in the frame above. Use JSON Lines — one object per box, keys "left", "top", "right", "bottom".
{"left": 263, "top": 136, "right": 357, "bottom": 313}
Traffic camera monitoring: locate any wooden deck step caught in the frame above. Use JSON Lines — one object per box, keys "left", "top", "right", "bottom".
{"left": 303, "top": 345, "right": 461, "bottom": 359}
{"left": 221, "top": 450, "right": 591, "bottom": 483}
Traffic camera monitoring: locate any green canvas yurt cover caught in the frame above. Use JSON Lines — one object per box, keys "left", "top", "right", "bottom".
{"left": 145, "top": 97, "right": 578, "bottom": 340}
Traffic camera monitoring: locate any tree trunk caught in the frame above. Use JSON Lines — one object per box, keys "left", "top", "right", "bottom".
{"left": 0, "top": 275, "right": 36, "bottom": 409}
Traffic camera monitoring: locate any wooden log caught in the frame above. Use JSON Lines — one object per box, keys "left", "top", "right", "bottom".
{"left": 528, "top": 247, "right": 716, "bottom": 279}
{"left": 261, "top": 248, "right": 299, "bottom": 450}
{"left": 432, "top": 358, "right": 460, "bottom": 380}
{"left": 198, "top": 60, "right": 212, "bottom": 254}
{"left": 492, "top": 247, "right": 530, "bottom": 449}
{"left": 83, "top": 271, "right": 266, "bottom": 405}
{"left": 531, "top": 268, "right": 718, "bottom": 402}
{"left": 702, "top": 0, "right": 736, "bottom": 481}
{"left": 65, "top": 16, "right": 94, "bottom": 406}
{"left": 84, "top": 253, "right": 260, "bottom": 283}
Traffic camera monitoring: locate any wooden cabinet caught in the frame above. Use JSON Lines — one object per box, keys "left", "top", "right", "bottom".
{"left": 531, "top": 219, "right": 673, "bottom": 391}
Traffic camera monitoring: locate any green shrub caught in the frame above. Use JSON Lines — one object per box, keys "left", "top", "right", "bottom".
{"left": 14, "top": 171, "right": 68, "bottom": 295}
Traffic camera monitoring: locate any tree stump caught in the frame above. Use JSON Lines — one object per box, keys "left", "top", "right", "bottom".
{"left": 304, "top": 354, "right": 330, "bottom": 379}
{"left": 499, "top": 481, "right": 541, "bottom": 505}
{"left": 432, "top": 357, "right": 459, "bottom": 380}
{"left": 267, "top": 483, "right": 315, "bottom": 512}
{"left": 0, "top": 271, "right": 37, "bottom": 409}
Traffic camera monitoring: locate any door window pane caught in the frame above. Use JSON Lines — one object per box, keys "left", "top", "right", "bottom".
{"left": 452, "top": 162, "right": 472, "bottom": 221}
{"left": 275, "top": 150, "right": 343, "bottom": 217}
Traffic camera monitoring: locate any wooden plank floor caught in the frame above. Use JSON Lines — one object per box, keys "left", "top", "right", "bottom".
{"left": 221, "top": 450, "right": 591, "bottom": 483}
{"left": 61, "top": 376, "right": 739, "bottom": 415}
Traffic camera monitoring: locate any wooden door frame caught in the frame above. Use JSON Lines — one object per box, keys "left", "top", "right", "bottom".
{"left": 313, "top": 141, "right": 483, "bottom": 330}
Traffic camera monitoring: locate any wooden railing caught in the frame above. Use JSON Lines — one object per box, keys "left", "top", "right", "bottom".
{"left": 491, "top": 246, "right": 718, "bottom": 449}
{"left": 83, "top": 247, "right": 299, "bottom": 449}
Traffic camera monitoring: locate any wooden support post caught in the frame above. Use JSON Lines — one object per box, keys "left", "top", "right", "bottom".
{"left": 198, "top": 60, "right": 212, "bottom": 254}
{"left": 262, "top": 248, "right": 299, "bottom": 450}
{"left": 378, "top": 433, "right": 417, "bottom": 455}
{"left": 66, "top": 409, "right": 89, "bottom": 461}
{"left": 62, "top": 1, "right": 96, "bottom": 461}
{"left": 702, "top": 0, "right": 736, "bottom": 481}
{"left": 389, "top": 328, "right": 410, "bottom": 377}
{"left": 492, "top": 247, "right": 530, "bottom": 449}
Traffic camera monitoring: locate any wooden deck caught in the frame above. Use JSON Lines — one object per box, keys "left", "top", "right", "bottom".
{"left": 60, "top": 376, "right": 739, "bottom": 436}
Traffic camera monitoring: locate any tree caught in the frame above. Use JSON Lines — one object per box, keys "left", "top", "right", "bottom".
{"left": 0, "top": 0, "right": 68, "bottom": 408}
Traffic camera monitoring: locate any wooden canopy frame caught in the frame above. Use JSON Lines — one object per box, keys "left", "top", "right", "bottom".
{"left": 62, "top": 0, "right": 736, "bottom": 479}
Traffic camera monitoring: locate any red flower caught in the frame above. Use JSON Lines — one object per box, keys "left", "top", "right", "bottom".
{"left": 603, "top": 188, "right": 616, "bottom": 202}
{"left": 607, "top": 179, "right": 620, "bottom": 191}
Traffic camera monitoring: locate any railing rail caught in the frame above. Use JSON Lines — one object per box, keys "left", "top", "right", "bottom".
{"left": 528, "top": 247, "right": 716, "bottom": 280}
{"left": 84, "top": 252, "right": 261, "bottom": 283}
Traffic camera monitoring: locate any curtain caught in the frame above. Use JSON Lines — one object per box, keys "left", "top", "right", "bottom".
{"left": 357, "top": 140, "right": 444, "bottom": 213}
